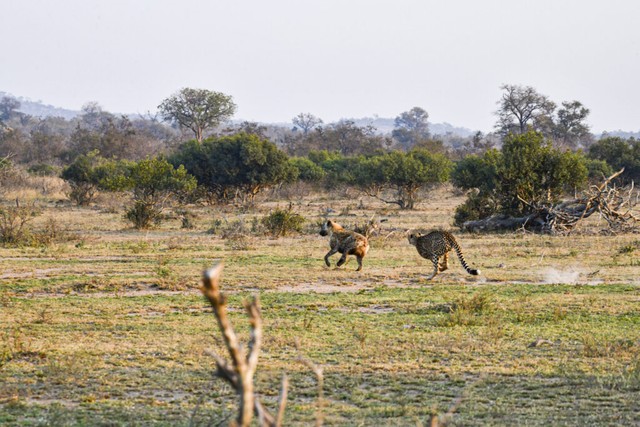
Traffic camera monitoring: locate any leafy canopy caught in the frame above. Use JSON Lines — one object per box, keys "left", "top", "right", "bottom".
{"left": 158, "top": 88, "right": 236, "bottom": 142}
{"left": 171, "top": 133, "right": 296, "bottom": 203}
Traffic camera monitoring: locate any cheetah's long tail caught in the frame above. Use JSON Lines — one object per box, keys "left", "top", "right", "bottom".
{"left": 452, "top": 241, "right": 480, "bottom": 276}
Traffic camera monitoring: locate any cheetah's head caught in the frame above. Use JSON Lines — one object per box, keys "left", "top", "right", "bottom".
{"left": 407, "top": 232, "right": 422, "bottom": 246}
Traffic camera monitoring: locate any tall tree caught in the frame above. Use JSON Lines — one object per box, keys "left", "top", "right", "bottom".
{"left": 158, "top": 88, "right": 236, "bottom": 142}
{"left": 292, "top": 113, "right": 323, "bottom": 135}
{"left": 495, "top": 84, "right": 556, "bottom": 137}
{"left": 554, "top": 101, "right": 592, "bottom": 149}
{"left": 290, "top": 120, "right": 386, "bottom": 156}
{"left": 392, "top": 107, "right": 430, "bottom": 149}
{"left": 0, "top": 96, "right": 21, "bottom": 122}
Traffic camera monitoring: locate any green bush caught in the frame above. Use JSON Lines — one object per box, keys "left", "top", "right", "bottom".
{"left": 352, "top": 149, "right": 452, "bottom": 209}
{"left": 290, "top": 157, "right": 326, "bottom": 182}
{"left": 28, "top": 164, "right": 60, "bottom": 176}
{"left": 452, "top": 131, "right": 590, "bottom": 222}
{"left": 171, "top": 133, "right": 296, "bottom": 205}
{"left": 102, "top": 157, "right": 197, "bottom": 229}
{"left": 261, "top": 206, "right": 305, "bottom": 237}
{"left": 453, "top": 192, "right": 498, "bottom": 227}
{"left": 588, "top": 136, "right": 640, "bottom": 183}
{"left": 0, "top": 201, "right": 41, "bottom": 246}
{"left": 125, "top": 201, "right": 163, "bottom": 230}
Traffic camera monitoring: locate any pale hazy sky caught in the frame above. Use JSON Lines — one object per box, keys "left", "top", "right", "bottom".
{"left": 2, "top": 0, "right": 639, "bottom": 133}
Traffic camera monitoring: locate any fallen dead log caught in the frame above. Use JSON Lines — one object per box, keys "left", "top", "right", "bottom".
{"left": 462, "top": 168, "right": 638, "bottom": 234}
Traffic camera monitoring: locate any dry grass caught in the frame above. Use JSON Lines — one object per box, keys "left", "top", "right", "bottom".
{"left": 0, "top": 185, "right": 639, "bottom": 425}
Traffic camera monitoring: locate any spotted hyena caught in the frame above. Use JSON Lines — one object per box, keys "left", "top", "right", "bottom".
{"left": 319, "top": 219, "right": 369, "bottom": 271}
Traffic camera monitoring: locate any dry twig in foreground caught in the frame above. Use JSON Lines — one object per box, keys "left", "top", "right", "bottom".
{"left": 201, "top": 262, "right": 288, "bottom": 427}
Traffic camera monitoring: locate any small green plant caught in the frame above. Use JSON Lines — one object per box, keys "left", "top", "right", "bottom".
{"left": 176, "top": 208, "right": 196, "bottom": 229}
{"left": 225, "top": 235, "right": 255, "bottom": 251}
{"left": 128, "top": 240, "right": 151, "bottom": 254}
{"left": 207, "top": 218, "right": 224, "bottom": 235}
{"left": 261, "top": 204, "right": 305, "bottom": 237}
{"left": 1, "top": 327, "right": 42, "bottom": 367}
{"left": 617, "top": 242, "right": 638, "bottom": 255}
{"left": 125, "top": 200, "right": 164, "bottom": 229}
{"left": 438, "top": 291, "right": 493, "bottom": 327}
{"left": 0, "top": 199, "right": 41, "bottom": 245}
{"left": 34, "top": 306, "right": 52, "bottom": 324}
{"left": 580, "top": 334, "right": 635, "bottom": 358}
{"left": 552, "top": 306, "right": 568, "bottom": 321}
{"left": 350, "top": 321, "right": 369, "bottom": 350}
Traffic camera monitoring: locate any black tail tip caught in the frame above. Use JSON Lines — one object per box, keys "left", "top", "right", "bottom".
{"left": 470, "top": 269, "right": 480, "bottom": 276}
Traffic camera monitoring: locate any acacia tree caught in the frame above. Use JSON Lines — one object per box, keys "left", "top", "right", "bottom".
{"left": 292, "top": 113, "right": 323, "bottom": 135}
{"left": 495, "top": 84, "right": 556, "bottom": 137}
{"left": 553, "top": 101, "right": 592, "bottom": 149}
{"left": 299, "top": 120, "right": 386, "bottom": 156}
{"left": 158, "top": 88, "right": 236, "bottom": 142}
{"left": 392, "top": 107, "right": 430, "bottom": 149}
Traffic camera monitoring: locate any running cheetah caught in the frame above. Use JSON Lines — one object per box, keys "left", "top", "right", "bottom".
{"left": 408, "top": 230, "right": 480, "bottom": 280}
{"left": 320, "top": 220, "right": 369, "bottom": 271}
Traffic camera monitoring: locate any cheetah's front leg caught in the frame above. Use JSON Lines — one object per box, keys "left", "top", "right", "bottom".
{"left": 425, "top": 255, "right": 440, "bottom": 280}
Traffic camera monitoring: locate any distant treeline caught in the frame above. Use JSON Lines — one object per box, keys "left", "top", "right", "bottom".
{"left": 1, "top": 85, "right": 639, "bottom": 229}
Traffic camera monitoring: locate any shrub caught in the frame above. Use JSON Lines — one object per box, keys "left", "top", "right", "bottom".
{"left": 452, "top": 131, "right": 590, "bottom": 222}
{"left": 0, "top": 200, "right": 41, "bottom": 245}
{"left": 353, "top": 149, "right": 452, "bottom": 209}
{"left": 61, "top": 151, "right": 107, "bottom": 206}
{"left": 102, "top": 157, "right": 197, "bottom": 229}
{"left": 453, "top": 191, "right": 498, "bottom": 227}
{"left": 588, "top": 136, "right": 640, "bottom": 184}
{"left": 290, "top": 157, "right": 326, "bottom": 182}
{"left": 171, "top": 133, "right": 297, "bottom": 205}
{"left": 261, "top": 205, "right": 305, "bottom": 237}
{"left": 28, "top": 164, "right": 60, "bottom": 177}
{"left": 124, "top": 200, "right": 163, "bottom": 229}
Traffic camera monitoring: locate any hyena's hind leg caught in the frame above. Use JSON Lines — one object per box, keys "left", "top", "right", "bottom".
{"left": 425, "top": 254, "right": 440, "bottom": 280}
{"left": 438, "top": 252, "right": 449, "bottom": 272}
{"left": 337, "top": 252, "right": 352, "bottom": 266}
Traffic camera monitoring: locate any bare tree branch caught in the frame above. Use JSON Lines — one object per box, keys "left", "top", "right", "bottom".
{"left": 201, "top": 262, "right": 288, "bottom": 427}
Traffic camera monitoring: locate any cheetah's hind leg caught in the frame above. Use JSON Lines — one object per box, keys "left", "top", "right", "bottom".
{"left": 438, "top": 252, "right": 449, "bottom": 272}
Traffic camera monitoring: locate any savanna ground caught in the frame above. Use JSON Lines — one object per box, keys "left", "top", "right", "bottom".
{"left": 1, "top": 183, "right": 639, "bottom": 426}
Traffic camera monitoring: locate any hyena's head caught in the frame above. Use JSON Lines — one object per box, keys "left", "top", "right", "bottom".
{"left": 407, "top": 232, "right": 422, "bottom": 246}
{"left": 319, "top": 219, "right": 333, "bottom": 237}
